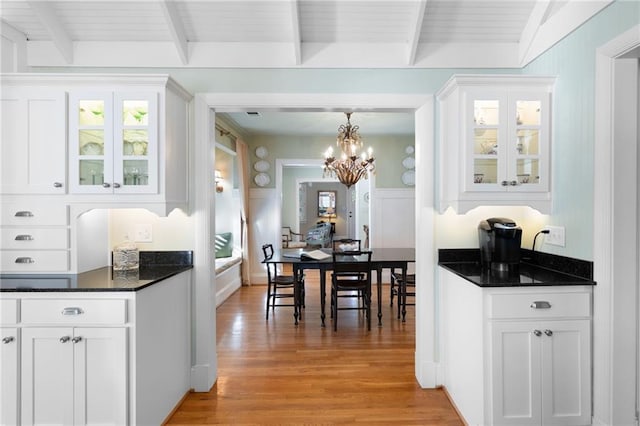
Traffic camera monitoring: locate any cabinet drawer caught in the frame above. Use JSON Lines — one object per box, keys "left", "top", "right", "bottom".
{"left": 1, "top": 228, "right": 69, "bottom": 249}
{"left": 0, "top": 251, "right": 69, "bottom": 272}
{"left": 1, "top": 203, "right": 67, "bottom": 226}
{"left": 488, "top": 291, "right": 591, "bottom": 319}
{"left": 0, "top": 299, "right": 19, "bottom": 324}
{"left": 21, "top": 299, "right": 127, "bottom": 325}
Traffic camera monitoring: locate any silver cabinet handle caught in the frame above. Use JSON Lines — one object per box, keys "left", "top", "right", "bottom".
{"left": 72, "top": 336, "right": 82, "bottom": 344}
{"left": 62, "top": 307, "right": 84, "bottom": 316}
{"left": 113, "top": 182, "right": 121, "bottom": 188}
{"left": 53, "top": 182, "right": 63, "bottom": 188}
{"left": 15, "top": 257, "right": 34, "bottom": 264}
{"left": 530, "top": 301, "right": 551, "bottom": 309}
{"left": 15, "top": 234, "right": 34, "bottom": 241}
{"left": 14, "top": 211, "right": 34, "bottom": 217}
{"left": 501, "top": 181, "right": 509, "bottom": 186}
{"left": 2, "top": 336, "right": 15, "bottom": 344}
{"left": 533, "top": 329, "right": 542, "bottom": 336}
{"left": 510, "top": 180, "right": 518, "bottom": 186}
{"left": 102, "top": 183, "right": 111, "bottom": 188}
{"left": 544, "top": 329, "right": 553, "bottom": 336}
{"left": 59, "top": 336, "right": 71, "bottom": 343}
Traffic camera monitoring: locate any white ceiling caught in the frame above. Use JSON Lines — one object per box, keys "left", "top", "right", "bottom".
{"left": 0, "top": 0, "right": 613, "bottom": 136}
{"left": 0, "top": 0, "right": 612, "bottom": 69}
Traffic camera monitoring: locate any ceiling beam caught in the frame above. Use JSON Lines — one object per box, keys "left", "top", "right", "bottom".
{"left": 518, "top": 0, "right": 554, "bottom": 65}
{"left": 406, "top": 0, "right": 427, "bottom": 66}
{"left": 26, "top": 1, "right": 73, "bottom": 64}
{"left": 290, "top": 0, "right": 302, "bottom": 66}
{"left": 159, "top": 0, "right": 189, "bottom": 65}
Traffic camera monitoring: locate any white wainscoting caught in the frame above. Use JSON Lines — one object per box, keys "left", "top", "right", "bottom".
{"left": 371, "top": 188, "right": 416, "bottom": 250}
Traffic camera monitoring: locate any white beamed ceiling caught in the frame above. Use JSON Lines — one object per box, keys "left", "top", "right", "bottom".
{"left": 0, "top": 0, "right": 613, "bottom": 69}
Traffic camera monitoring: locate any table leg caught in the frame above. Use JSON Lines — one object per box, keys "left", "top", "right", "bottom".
{"left": 293, "top": 266, "right": 300, "bottom": 325}
{"left": 320, "top": 268, "right": 326, "bottom": 327}
{"left": 401, "top": 267, "right": 407, "bottom": 322}
{"left": 377, "top": 268, "right": 383, "bottom": 326}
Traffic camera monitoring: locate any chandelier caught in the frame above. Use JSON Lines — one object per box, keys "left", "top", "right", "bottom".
{"left": 323, "top": 112, "right": 375, "bottom": 188}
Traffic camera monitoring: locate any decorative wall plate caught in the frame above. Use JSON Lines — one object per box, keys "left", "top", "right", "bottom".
{"left": 254, "top": 160, "right": 270, "bottom": 172}
{"left": 401, "top": 170, "right": 415, "bottom": 186}
{"left": 405, "top": 146, "right": 415, "bottom": 155}
{"left": 255, "top": 146, "right": 268, "bottom": 159}
{"left": 402, "top": 157, "right": 415, "bottom": 169}
{"left": 254, "top": 172, "right": 270, "bottom": 187}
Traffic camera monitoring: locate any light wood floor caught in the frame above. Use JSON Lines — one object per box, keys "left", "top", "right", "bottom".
{"left": 166, "top": 270, "right": 463, "bottom": 425}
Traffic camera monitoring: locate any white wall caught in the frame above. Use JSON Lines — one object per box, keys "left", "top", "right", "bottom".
{"left": 108, "top": 208, "right": 194, "bottom": 255}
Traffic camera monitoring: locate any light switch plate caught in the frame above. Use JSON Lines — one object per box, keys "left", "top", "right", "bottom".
{"left": 134, "top": 224, "right": 153, "bottom": 243}
{"left": 544, "top": 225, "right": 565, "bottom": 247}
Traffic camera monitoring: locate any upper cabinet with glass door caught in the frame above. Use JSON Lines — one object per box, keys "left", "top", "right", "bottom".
{"left": 69, "top": 92, "right": 158, "bottom": 194}
{"left": 437, "top": 75, "right": 555, "bottom": 214}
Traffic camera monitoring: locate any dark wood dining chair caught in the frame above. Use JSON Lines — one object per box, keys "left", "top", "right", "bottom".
{"left": 390, "top": 269, "right": 415, "bottom": 321}
{"left": 261, "top": 243, "right": 304, "bottom": 320}
{"left": 331, "top": 250, "right": 372, "bottom": 331}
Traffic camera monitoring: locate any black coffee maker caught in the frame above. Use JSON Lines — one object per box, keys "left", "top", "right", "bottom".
{"left": 478, "top": 217, "right": 522, "bottom": 272}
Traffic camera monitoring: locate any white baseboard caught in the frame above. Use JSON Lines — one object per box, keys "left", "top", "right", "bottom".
{"left": 215, "top": 263, "right": 242, "bottom": 307}
{"left": 190, "top": 364, "right": 215, "bottom": 392}
{"left": 415, "top": 355, "right": 441, "bottom": 389}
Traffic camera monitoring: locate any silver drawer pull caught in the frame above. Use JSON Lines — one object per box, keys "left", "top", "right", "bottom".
{"left": 14, "top": 211, "right": 34, "bottom": 217}
{"left": 72, "top": 336, "right": 82, "bottom": 344}
{"left": 2, "top": 336, "right": 15, "bottom": 344}
{"left": 102, "top": 183, "right": 111, "bottom": 188}
{"left": 59, "top": 336, "right": 70, "bottom": 343}
{"left": 530, "top": 301, "right": 552, "bottom": 309}
{"left": 533, "top": 329, "right": 542, "bottom": 337}
{"left": 544, "top": 329, "right": 553, "bottom": 336}
{"left": 15, "top": 257, "right": 35, "bottom": 264}
{"left": 53, "top": 182, "right": 63, "bottom": 188}
{"left": 113, "top": 182, "right": 121, "bottom": 188}
{"left": 15, "top": 234, "right": 34, "bottom": 241}
{"left": 62, "top": 307, "right": 84, "bottom": 316}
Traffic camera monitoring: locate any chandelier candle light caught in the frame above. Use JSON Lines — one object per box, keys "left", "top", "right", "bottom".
{"left": 323, "top": 112, "right": 375, "bottom": 188}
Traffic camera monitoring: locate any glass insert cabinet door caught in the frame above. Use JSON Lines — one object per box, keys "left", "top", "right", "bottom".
{"left": 465, "top": 91, "right": 549, "bottom": 192}
{"left": 69, "top": 92, "right": 158, "bottom": 194}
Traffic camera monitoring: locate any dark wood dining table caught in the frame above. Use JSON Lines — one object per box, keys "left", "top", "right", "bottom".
{"left": 263, "top": 247, "right": 415, "bottom": 326}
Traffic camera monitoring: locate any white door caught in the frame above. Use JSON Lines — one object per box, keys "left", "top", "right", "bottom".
{"left": 0, "top": 88, "right": 66, "bottom": 194}
{"left": 491, "top": 321, "right": 541, "bottom": 426}
{"left": 73, "top": 327, "right": 128, "bottom": 426}
{"left": 0, "top": 328, "right": 19, "bottom": 426}
{"left": 540, "top": 320, "right": 591, "bottom": 426}
{"left": 21, "top": 327, "right": 75, "bottom": 425}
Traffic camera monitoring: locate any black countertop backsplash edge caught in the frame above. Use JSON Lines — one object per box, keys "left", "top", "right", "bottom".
{"left": 438, "top": 248, "right": 593, "bottom": 281}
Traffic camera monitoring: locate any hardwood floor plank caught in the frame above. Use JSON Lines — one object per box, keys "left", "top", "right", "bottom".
{"left": 166, "top": 271, "right": 463, "bottom": 425}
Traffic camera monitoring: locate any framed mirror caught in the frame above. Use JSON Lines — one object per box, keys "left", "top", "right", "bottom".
{"left": 318, "top": 190, "right": 336, "bottom": 218}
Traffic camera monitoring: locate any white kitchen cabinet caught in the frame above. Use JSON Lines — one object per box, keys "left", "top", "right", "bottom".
{"left": 1, "top": 269, "right": 192, "bottom": 425}
{"left": 1, "top": 328, "right": 19, "bottom": 426}
{"left": 491, "top": 320, "right": 591, "bottom": 426}
{"left": 0, "top": 202, "right": 70, "bottom": 273}
{"left": 440, "top": 268, "right": 592, "bottom": 426}
{"left": 21, "top": 327, "right": 127, "bottom": 426}
{"left": 66, "top": 75, "right": 192, "bottom": 215}
{"left": 437, "top": 75, "right": 556, "bottom": 214}
{"left": 69, "top": 91, "right": 158, "bottom": 195}
{"left": 0, "top": 87, "right": 66, "bottom": 194}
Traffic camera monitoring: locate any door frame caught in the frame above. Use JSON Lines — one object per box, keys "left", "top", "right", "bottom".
{"left": 593, "top": 24, "right": 640, "bottom": 425}
{"left": 191, "top": 93, "right": 436, "bottom": 391}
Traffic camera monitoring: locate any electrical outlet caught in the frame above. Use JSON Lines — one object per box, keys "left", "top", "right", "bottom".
{"left": 544, "top": 225, "right": 565, "bottom": 247}
{"left": 134, "top": 224, "right": 153, "bottom": 243}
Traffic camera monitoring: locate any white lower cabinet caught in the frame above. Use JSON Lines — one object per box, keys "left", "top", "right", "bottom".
{"left": 0, "top": 327, "right": 19, "bottom": 426}
{"left": 21, "top": 327, "right": 127, "bottom": 426}
{"left": 490, "top": 320, "right": 591, "bottom": 426}
{"left": 440, "top": 268, "right": 592, "bottom": 426}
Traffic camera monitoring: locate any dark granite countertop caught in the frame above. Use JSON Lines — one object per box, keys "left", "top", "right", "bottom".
{"left": 439, "top": 248, "right": 596, "bottom": 288}
{"left": 0, "top": 251, "right": 193, "bottom": 292}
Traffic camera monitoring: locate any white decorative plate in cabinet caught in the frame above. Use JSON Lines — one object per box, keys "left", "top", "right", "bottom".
{"left": 255, "top": 146, "right": 268, "bottom": 159}
{"left": 81, "top": 142, "right": 103, "bottom": 155}
{"left": 405, "top": 146, "right": 415, "bottom": 155}
{"left": 402, "top": 157, "right": 415, "bottom": 169}
{"left": 254, "top": 173, "right": 270, "bottom": 187}
{"left": 401, "top": 170, "right": 415, "bottom": 186}
{"left": 254, "top": 160, "right": 270, "bottom": 172}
